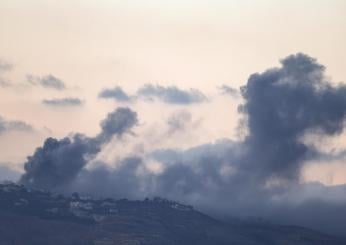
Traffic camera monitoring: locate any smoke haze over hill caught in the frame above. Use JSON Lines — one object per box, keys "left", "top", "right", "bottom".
{"left": 17, "top": 54, "right": 346, "bottom": 235}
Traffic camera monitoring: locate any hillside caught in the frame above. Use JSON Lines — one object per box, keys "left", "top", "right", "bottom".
{"left": 0, "top": 183, "right": 344, "bottom": 245}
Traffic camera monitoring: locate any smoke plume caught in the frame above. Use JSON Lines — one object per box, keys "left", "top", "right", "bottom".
{"left": 19, "top": 54, "right": 346, "bottom": 235}
{"left": 19, "top": 107, "right": 137, "bottom": 190}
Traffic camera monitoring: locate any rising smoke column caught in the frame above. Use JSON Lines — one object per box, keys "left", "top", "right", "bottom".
{"left": 19, "top": 107, "right": 137, "bottom": 191}
{"left": 240, "top": 53, "right": 346, "bottom": 181}
{"left": 20, "top": 53, "right": 346, "bottom": 198}
{"left": 150, "top": 53, "right": 346, "bottom": 201}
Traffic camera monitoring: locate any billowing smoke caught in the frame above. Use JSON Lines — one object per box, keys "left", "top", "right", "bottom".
{"left": 240, "top": 53, "right": 346, "bottom": 180}
{"left": 19, "top": 107, "right": 137, "bottom": 190}
{"left": 20, "top": 136, "right": 98, "bottom": 190}
{"left": 96, "top": 107, "right": 138, "bottom": 143}
{"left": 19, "top": 54, "right": 346, "bottom": 235}
{"left": 0, "top": 164, "right": 21, "bottom": 182}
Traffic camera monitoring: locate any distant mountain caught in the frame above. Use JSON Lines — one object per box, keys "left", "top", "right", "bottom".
{"left": 0, "top": 182, "right": 344, "bottom": 245}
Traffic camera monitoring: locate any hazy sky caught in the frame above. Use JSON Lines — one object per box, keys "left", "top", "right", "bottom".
{"left": 0, "top": 0, "right": 346, "bottom": 185}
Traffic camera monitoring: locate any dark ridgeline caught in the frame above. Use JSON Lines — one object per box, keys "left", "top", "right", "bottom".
{"left": 0, "top": 182, "right": 345, "bottom": 245}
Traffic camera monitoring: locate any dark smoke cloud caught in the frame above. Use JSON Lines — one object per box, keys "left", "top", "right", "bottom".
{"left": 240, "top": 53, "right": 346, "bottom": 180}
{"left": 313, "top": 149, "right": 346, "bottom": 162}
{"left": 99, "top": 86, "right": 131, "bottom": 102}
{"left": 0, "top": 164, "right": 21, "bottom": 182}
{"left": 70, "top": 157, "right": 148, "bottom": 200}
{"left": 96, "top": 107, "right": 138, "bottom": 143}
{"left": 98, "top": 84, "right": 208, "bottom": 105}
{"left": 20, "top": 136, "right": 98, "bottom": 190}
{"left": 19, "top": 107, "right": 138, "bottom": 190}
{"left": 263, "top": 182, "right": 346, "bottom": 235}
{"left": 0, "top": 116, "right": 33, "bottom": 134}
{"left": 27, "top": 74, "right": 66, "bottom": 90}
{"left": 42, "top": 97, "right": 83, "bottom": 107}
{"left": 19, "top": 53, "right": 346, "bottom": 235}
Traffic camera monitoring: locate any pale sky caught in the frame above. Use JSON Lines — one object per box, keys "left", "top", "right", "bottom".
{"left": 0, "top": 0, "right": 346, "bottom": 184}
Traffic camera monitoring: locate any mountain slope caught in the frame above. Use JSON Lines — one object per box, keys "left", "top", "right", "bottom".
{"left": 0, "top": 183, "right": 344, "bottom": 245}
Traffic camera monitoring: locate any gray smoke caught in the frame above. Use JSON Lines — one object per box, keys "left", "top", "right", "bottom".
{"left": 137, "top": 84, "right": 208, "bottom": 104}
{"left": 42, "top": 98, "right": 84, "bottom": 107}
{"left": 96, "top": 107, "right": 138, "bottom": 143}
{"left": 99, "top": 86, "right": 131, "bottom": 102}
{"left": 166, "top": 110, "right": 193, "bottom": 134}
{"left": 20, "top": 136, "right": 98, "bottom": 190}
{"left": 0, "top": 116, "right": 33, "bottom": 134}
{"left": 27, "top": 74, "right": 66, "bottom": 90}
{"left": 0, "top": 164, "right": 21, "bottom": 182}
{"left": 240, "top": 53, "right": 346, "bottom": 181}
{"left": 219, "top": 85, "right": 239, "bottom": 98}
{"left": 19, "top": 107, "right": 138, "bottom": 190}
{"left": 19, "top": 53, "right": 346, "bottom": 235}
{"left": 99, "top": 84, "right": 208, "bottom": 105}
{"left": 69, "top": 157, "right": 148, "bottom": 200}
